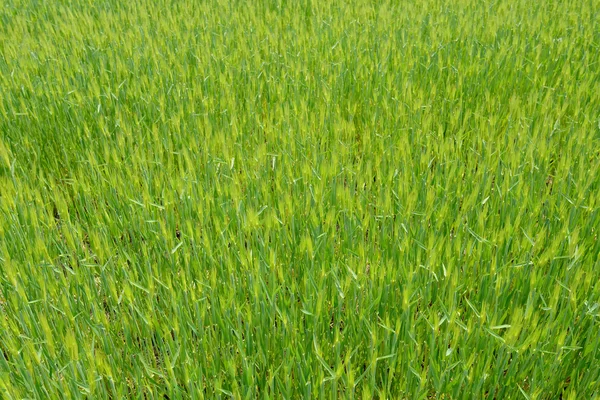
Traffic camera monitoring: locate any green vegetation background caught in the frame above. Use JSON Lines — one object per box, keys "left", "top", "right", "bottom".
{"left": 1, "top": 0, "right": 599, "bottom": 398}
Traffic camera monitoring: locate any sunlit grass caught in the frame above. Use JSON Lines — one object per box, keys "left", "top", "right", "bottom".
{"left": 1, "top": 0, "right": 599, "bottom": 398}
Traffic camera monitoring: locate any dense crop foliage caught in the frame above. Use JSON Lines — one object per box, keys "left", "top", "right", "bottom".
{"left": 1, "top": 0, "right": 599, "bottom": 398}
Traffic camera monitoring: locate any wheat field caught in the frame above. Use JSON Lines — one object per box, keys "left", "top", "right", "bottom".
{"left": 1, "top": 0, "right": 599, "bottom": 398}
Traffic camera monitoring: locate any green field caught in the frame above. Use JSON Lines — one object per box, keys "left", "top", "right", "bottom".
{"left": 1, "top": 0, "right": 599, "bottom": 398}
